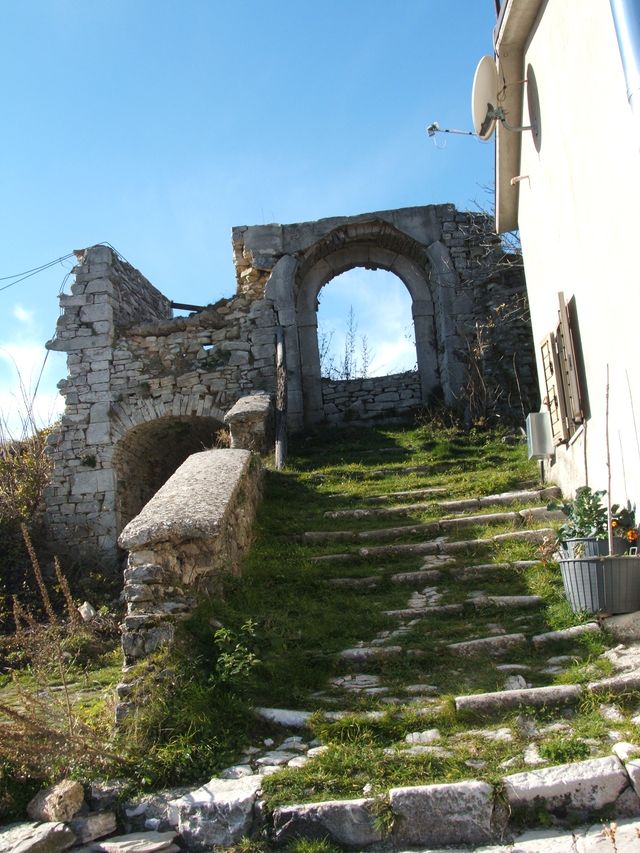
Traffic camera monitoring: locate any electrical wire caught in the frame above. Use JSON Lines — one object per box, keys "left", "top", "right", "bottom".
{"left": 0, "top": 253, "right": 75, "bottom": 293}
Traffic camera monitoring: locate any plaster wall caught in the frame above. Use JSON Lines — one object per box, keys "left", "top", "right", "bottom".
{"left": 516, "top": 1, "right": 640, "bottom": 505}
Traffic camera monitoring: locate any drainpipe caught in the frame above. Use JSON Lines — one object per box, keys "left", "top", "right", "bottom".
{"left": 610, "top": 0, "right": 640, "bottom": 138}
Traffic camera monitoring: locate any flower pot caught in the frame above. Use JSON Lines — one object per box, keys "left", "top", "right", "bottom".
{"left": 559, "top": 556, "right": 640, "bottom": 614}
{"left": 559, "top": 537, "right": 627, "bottom": 559}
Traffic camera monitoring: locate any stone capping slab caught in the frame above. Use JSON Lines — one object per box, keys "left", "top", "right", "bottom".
{"left": 223, "top": 392, "right": 273, "bottom": 423}
{"left": 119, "top": 449, "right": 253, "bottom": 549}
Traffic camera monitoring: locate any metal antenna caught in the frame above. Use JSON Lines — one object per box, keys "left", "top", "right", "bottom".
{"left": 426, "top": 121, "right": 477, "bottom": 138}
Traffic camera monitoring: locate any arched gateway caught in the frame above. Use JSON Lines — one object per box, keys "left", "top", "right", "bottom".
{"left": 45, "top": 205, "right": 537, "bottom": 563}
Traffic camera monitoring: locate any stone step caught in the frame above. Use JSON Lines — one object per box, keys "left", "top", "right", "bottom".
{"left": 360, "top": 528, "right": 555, "bottom": 559}
{"left": 310, "top": 527, "right": 555, "bottom": 562}
{"left": 364, "top": 487, "right": 448, "bottom": 503}
{"left": 254, "top": 707, "right": 385, "bottom": 728}
{"left": 447, "top": 633, "right": 528, "bottom": 657}
{"left": 326, "top": 568, "right": 443, "bottom": 590}
{"left": 532, "top": 622, "right": 601, "bottom": 647}
{"left": 455, "top": 671, "right": 640, "bottom": 717}
{"left": 323, "top": 486, "right": 561, "bottom": 520}
{"left": 468, "top": 594, "right": 543, "bottom": 609}
{"left": 383, "top": 603, "right": 465, "bottom": 618}
{"left": 455, "top": 683, "right": 583, "bottom": 714}
{"left": 305, "top": 509, "right": 561, "bottom": 545}
{"left": 337, "top": 645, "right": 405, "bottom": 663}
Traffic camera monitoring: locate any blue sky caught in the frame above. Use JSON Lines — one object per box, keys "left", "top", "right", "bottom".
{"left": 0, "top": 1, "right": 497, "bottom": 434}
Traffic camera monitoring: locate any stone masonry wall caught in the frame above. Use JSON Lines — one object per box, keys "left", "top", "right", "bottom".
{"left": 45, "top": 247, "right": 276, "bottom": 567}
{"left": 117, "top": 449, "right": 262, "bottom": 674}
{"left": 321, "top": 372, "right": 422, "bottom": 425}
{"left": 44, "top": 206, "right": 538, "bottom": 564}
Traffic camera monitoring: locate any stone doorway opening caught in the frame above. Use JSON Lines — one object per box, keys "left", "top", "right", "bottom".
{"left": 113, "top": 415, "right": 225, "bottom": 535}
{"left": 316, "top": 268, "right": 421, "bottom": 424}
{"left": 317, "top": 268, "right": 417, "bottom": 380}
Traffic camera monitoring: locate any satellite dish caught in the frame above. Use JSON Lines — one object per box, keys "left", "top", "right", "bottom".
{"left": 471, "top": 55, "right": 499, "bottom": 140}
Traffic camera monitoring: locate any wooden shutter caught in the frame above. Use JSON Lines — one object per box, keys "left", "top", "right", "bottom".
{"left": 557, "top": 292, "right": 584, "bottom": 426}
{"left": 540, "top": 332, "right": 569, "bottom": 444}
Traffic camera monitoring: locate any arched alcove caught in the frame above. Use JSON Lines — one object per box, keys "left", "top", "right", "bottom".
{"left": 113, "top": 415, "right": 225, "bottom": 534}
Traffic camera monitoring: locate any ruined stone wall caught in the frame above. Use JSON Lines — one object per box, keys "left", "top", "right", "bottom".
{"left": 44, "top": 206, "right": 538, "bottom": 564}
{"left": 321, "top": 372, "right": 422, "bottom": 424}
{"left": 45, "top": 247, "right": 276, "bottom": 566}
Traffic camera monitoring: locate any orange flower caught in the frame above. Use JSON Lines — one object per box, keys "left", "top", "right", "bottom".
{"left": 612, "top": 520, "right": 619, "bottom": 529}
{"left": 627, "top": 529, "right": 638, "bottom": 542}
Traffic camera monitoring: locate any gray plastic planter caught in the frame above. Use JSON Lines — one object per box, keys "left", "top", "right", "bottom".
{"left": 560, "top": 556, "right": 640, "bottom": 614}
{"left": 560, "top": 538, "right": 626, "bottom": 559}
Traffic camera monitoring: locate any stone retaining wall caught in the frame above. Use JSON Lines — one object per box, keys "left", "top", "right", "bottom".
{"left": 321, "top": 371, "right": 421, "bottom": 424}
{"left": 116, "top": 448, "right": 262, "bottom": 670}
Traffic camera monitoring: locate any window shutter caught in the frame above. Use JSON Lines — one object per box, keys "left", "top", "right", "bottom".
{"left": 540, "top": 332, "right": 569, "bottom": 444}
{"left": 557, "top": 292, "right": 584, "bottom": 426}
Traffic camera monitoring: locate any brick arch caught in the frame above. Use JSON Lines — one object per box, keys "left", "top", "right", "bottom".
{"left": 112, "top": 412, "right": 226, "bottom": 535}
{"left": 293, "top": 221, "right": 439, "bottom": 425}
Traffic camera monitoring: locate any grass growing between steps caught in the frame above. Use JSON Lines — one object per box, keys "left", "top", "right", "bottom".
{"left": 205, "top": 422, "right": 638, "bottom": 810}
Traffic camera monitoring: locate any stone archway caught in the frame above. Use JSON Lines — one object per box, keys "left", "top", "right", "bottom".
{"left": 293, "top": 220, "right": 439, "bottom": 425}
{"left": 112, "top": 414, "right": 225, "bottom": 535}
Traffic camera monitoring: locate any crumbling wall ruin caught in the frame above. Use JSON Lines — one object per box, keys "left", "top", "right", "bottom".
{"left": 44, "top": 205, "right": 538, "bottom": 564}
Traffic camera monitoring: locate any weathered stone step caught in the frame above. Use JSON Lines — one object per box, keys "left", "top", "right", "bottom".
{"left": 455, "top": 671, "right": 640, "bottom": 717}
{"left": 448, "top": 633, "right": 528, "bottom": 657}
{"left": 359, "top": 528, "right": 555, "bottom": 559}
{"left": 305, "top": 509, "right": 561, "bottom": 545}
{"left": 532, "top": 622, "right": 601, "bottom": 647}
{"left": 310, "top": 527, "right": 555, "bottom": 562}
{"left": 364, "top": 487, "right": 448, "bottom": 503}
{"left": 455, "top": 683, "right": 582, "bottom": 714}
{"left": 383, "top": 603, "right": 464, "bottom": 618}
{"left": 337, "top": 645, "right": 405, "bottom": 663}
{"left": 254, "top": 707, "right": 386, "bottom": 728}
{"left": 323, "top": 486, "right": 561, "bottom": 520}
{"left": 327, "top": 568, "right": 443, "bottom": 590}
{"left": 468, "top": 594, "right": 543, "bottom": 609}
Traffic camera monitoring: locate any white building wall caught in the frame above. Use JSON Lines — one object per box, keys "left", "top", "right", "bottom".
{"left": 516, "top": 0, "right": 640, "bottom": 508}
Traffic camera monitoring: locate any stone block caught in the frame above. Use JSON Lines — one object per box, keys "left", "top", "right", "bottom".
{"left": 168, "top": 775, "right": 262, "bottom": 848}
{"left": 27, "top": 779, "right": 85, "bottom": 822}
{"left": 0, "top": 821, "right": 76, "bottom": 852}
{"left": 87, "top": 371, "right": 110, "bottom": 386}
{"left": 503, "top": 755, "right": 628, "bottom": 815}
{"left": 85, "top": 277, "right": 116, "bottom": 295}
{"left": 69, "top": 811, "right": 117, "bottom": 843}
{"left": 86, "top": 422, "right": 111, "bottom": 445}
{"left": 389, "top": 780, "right": 497, "bottom": 846}
{"left": 80, "top": 303, "right": 113, "bottom": 324}
{"left": 273, "top": 798, "right": 383, "bottom": 848}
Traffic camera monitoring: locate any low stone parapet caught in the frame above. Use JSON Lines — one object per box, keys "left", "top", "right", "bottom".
{"left": 118, "top": 448, "right": 262, "bottom": 666}
{"left": 223, "top": 392, "right": 274, "bottom": 452}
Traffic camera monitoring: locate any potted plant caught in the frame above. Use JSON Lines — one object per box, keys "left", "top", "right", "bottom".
{"left": 551, "top": 490, "right": 640, "bottom": 614}
{"left": 549, "top": 487, "right": 627, "bottom": 558}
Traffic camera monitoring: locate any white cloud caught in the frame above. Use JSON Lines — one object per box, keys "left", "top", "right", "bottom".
{"left": 318, "top": 268, "right": 417, "bottom": 376}
{"left": 0, "top": 342, "right": 65, "bottom": 438}
{"left": 13, "top": 303, "right": 34, "bottom": 325}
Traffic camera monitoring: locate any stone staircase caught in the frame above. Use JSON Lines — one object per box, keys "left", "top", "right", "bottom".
{"left": 120, "top": 440, "right": 640, "bottom": 851}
